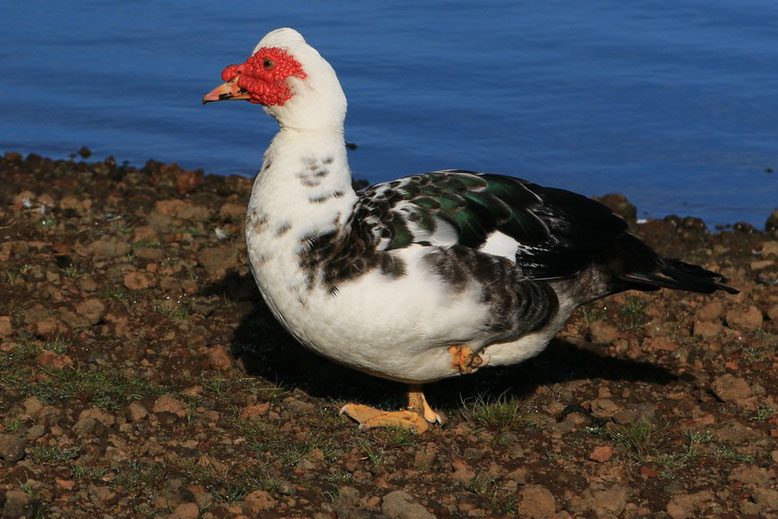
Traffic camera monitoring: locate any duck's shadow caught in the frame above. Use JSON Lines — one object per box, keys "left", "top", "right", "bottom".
{"left": 204, "top": 273, "right": 678, "bottom": 412}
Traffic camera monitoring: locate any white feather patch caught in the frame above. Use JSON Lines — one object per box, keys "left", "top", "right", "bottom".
{"left": 479, "top": 231, "right": 520, "bottom": 262}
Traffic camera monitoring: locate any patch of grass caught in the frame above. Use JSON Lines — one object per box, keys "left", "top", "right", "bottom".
{"left": 467, "top": 470, "right": 518, "bottom": 514}
{"left": 37, "top": 218, "right": 57, "bottom": 227}
{"left": 750, "top": 405, "right": 776, "bottom": 422}
{"left": 13, "top": 340, "right": 43, "bottom": 363}
{"left": 70, "top": 463, "right": 110, "bottom": 480}
{"left": 3, "top": 419, "right": 24, "bottom": 432}
{"left": 112, "top": 459, "right": 168, "bottom": 492}
{"left": 45, "top": 336, "right": 69, "bottom": 354}
{"left": 153, "top": 297, "right": 192, "bottom": 321}
{"left": 460, "top": 391, "right": 520, "bottom": 431}
{"left": 34, "top": 366, "right": 163, "bottom": 410}
{"left": 714, "top": 446, "right": 755, "bottom": 463}
{"left": 593, "top": 421, "right": 671, "bottom": 460}
{"left": 373, "top": 426, "right": 417, "bottom": 447}
{"left": 620, "top": 295, "right": 649, "bottom": 330}
{"left": 99, "top": 286, "right": 135, "bottom": 306}
{"left": 31, "top": 444, "right": 81, "bottom": 465}
{"left": 359, "top": 440, "right": 384, "bottom": 466}
{"left": 186, "top": 463, "right": 280, "bottom": 503}
{"left": 581, "top": 304, "right": 608, "bottom": 325}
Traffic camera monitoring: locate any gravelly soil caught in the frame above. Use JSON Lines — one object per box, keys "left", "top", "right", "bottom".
{"left": 1, "top": 151, "right": 777, "bottom": 519}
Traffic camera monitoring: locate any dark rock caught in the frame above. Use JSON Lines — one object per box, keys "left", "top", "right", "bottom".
{"left": 0, "top": 434, "right": 26, "bottom": 462}
{"left": 594, "top": 193, "right": 637, "bottom": 222}
{"left": 767, "top": 209, "right": 778, "bottom": 232}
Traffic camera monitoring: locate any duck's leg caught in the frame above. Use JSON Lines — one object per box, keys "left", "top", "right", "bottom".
{"left": 340, "top": 385, "right": 443, "bottom": 434}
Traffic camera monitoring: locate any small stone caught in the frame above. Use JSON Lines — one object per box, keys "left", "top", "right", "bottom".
{"left": 589, "top": 445, "right": 613, "bottom": 463}
{"left": 219, "top": 203, "right": 246, "bottom": 221}
{"left": 766, "top": 209, "right": 778, "bottom": 232}
{"left": 382, "top": 490, "right": 435, "bottom": 519}
{"left": 87, "top": 484, "right": 117, "bottom": 506}
{"left": 56, "top": 478, "right": 76, "bottom": 490}
{"left": 123, "top": 271, "right": 152, "bottom": 290}
{"left": 2, "top": 490, "right": 35, "bottom": 518}
{"left": 728, "top": 465, "right": 773, "bottom": 486}
{"left": 153, "top": 394, "right": 188, "bottom": 417}
{"left": 0, "top": 315, "right": 13, "bottom": 337}
{"left": 73, "top": 417, "right": 100, "bottom": 436}
{"left": 752, "top": 487, "right": 778, "bottom": 510}
{"left": 451, "top": 459, "right": 475, "bottom": 484}
{"left": 240, "top": 402, "right": 270, "bottom": 422}
{"left": 725, "top": 306, "right": 763, "bottom": 331}
{"left": 198, "top": 246, "right": 239, "bottom": 275}
{"left": 37, "top": 350, "right": 73, "bottom": 370}
{"left": 594, "top": 193, "right": 637, "bottom": 221}
{"left": 697, "top": 301, "right": 723, "bottom": 321}
{"left": 0, "top": 434, "right": 26, "bottom": 462}
{"left": 590, "top": 398, "right": 622, "bottom": 419}
{"left": 762, "top": 240, "right": 778, "bottom": 256}
{"left": 23, "top": 397, "right": 43, "bottom": 418}
{"left": 74, "top": 298, "right": 106, "bottom": 325}
{"left": 170, "top": 502, "right": 200, "bottom": 519}
{"left": 589, "top": 321, "right": 620, "bottom": 344}
{"left": 517, "top": 484, "right": 556, "bottom": 518}
{"left": 590, "top": 485, "right": 629, "bottom": 517}
{"left": 87, "top": 236, "right": 131, "bottom": 259}
{"left": 711, "top": 374, "right": 752, "bottom": 403}
{"left": 666, "top": 490, "right": 714, "bottom": 519}
{"left": 207, "top": 346, "right": 232, "bottom": 371}
{"left": 79, "top": 406, "right": 116, "bottom": 427}
{"left": 126, "top": 401, "right": 148, "bottom": 422}
{"left": 767, "top": 304, "right": 778, "bottom": 322}
{"left": 243, "top": 490, "right": 276, "bottom": 514}
{"left": 692, "top": 320, "right": 722, "bottom": 337}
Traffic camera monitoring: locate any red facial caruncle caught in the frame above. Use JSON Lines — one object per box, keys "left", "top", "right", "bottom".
{"left": 221, "top": 48, "right": 307, "bottom": 106}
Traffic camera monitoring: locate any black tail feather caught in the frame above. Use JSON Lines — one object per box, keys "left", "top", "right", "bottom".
{"left": 608, "top": 234, "right": 738, "bottom": 295}
{"left": 621, "top": 258, "right": 738, "bottom": 294}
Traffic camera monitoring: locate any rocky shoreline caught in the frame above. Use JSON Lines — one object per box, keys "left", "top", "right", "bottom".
{"left": 1, "top": 151, "right": 777, "bottom": 518}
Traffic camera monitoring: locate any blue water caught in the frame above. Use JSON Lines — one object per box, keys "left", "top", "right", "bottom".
{"left": 1, "top": 1, "right": 776, "bottom": 227}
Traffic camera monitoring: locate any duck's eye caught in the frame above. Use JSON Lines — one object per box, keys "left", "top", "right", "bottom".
{"left": 263, "top": 59, "right": 274, "bottom": 70}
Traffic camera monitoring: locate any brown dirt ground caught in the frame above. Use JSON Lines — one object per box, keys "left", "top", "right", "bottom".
{"left": 1, "top": 151, "right": 777, "bottom": 518}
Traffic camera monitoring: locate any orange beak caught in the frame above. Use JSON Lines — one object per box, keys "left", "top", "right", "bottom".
{"left": 202, "top": 76, "right": 251, "bottom": 104}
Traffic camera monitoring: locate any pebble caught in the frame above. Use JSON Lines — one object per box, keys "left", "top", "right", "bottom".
{"left": 692, "top": 320, "right": 722, "bottom": 337}
{"left": 725, "top": 305, "right": 763, "bottom": 331}
{"left": 590, "top": 398, "right": 622, "bottom": 419}
{"left": 711, "top": 374, "right": 753, "bottom": 403}
{"left": 589, "top": 321, "right": 620, "bottom": 344}
{"left": 589, "top": 445, "right": 613, "bottom": 463}
{"left": 590, "top": 485, "right": 629, "bottom": 516}
{"left": 517, "top": 484, "right": 556, "bottom": 518}
{"left": 74, "top": 298, "right": 107, "bottom": 324}
{"left": 243, "top": 490, "right": 276, "bottom": 514}
{"left": 0, "top": 315, "right": 13, "bottom": 337}
{"left": 0, "top": 433, "right": 27, "bottom": 462}
{"left": 87, "top": 236, "right": 131, "bottom": 259}
{"left": 697, "top": 301, "right": 723, "bottom": 321}
{"left": 123, "top": 271, "right": 152, "bottom": 290}
{"left": 2, "top": 490, "right": 35, "bottom": 518}
{"left": 207, "top": 346, "right": 233, "bottom": 371}
{"left": 728, "top": 465, "right": 773, "bottom": 486}
{"left": 36, "top": 350, "right": 74, "bottom": 371}
{"left": 198, "top": 246, "right": 239, "bottom": 275}
{"left": 381, "top": 490, "right": 436, "bottom": 519}
{"left": 752, "top": 487, "right": 778, "bottom": 511}
{"left": 666, "top": 490, "right": 714, "bottom": 519}
{"left": 153, "top": 394, "right": 188, "bottom": 417}
{"left": 126, "top": 401, "right": 148, "bottom": 422}
{"left": 170, "top": 502, "right": 200, "bottom": 519}
{"left": 450, "top": 459, "right": 475, "bottom": 484}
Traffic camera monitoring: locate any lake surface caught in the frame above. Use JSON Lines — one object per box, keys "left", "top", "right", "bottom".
{"left": 1, "top": 1, "right": 776, "bottom": 227}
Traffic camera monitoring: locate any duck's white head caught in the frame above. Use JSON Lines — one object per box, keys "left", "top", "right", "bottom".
{"left": 203, "top": 28, "right": 347, "bottom": 132}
